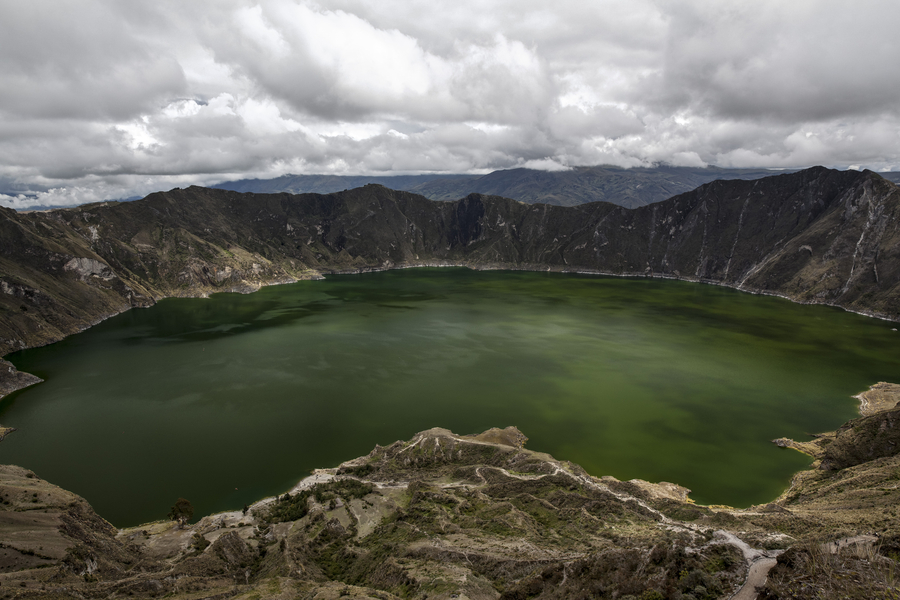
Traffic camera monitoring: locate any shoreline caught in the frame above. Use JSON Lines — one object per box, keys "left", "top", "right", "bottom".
{"left": 1, "top": 413, "right": 895, "bottom": 598}
{"left": 1, "top": 265, "right": 896, "bottom": 525}
{"left": 211, "top": 376, "right": 900, "bottom": 526}
{"left": 6, "top": 259, "right": 896, "bottom": 403}
{"left": 4, "top": 259, "right": 897, "bottom": 367}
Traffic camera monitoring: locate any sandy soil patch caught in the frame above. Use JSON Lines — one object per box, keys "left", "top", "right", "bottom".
{"left": 854, "top": 382, "right": 900, "bottom": 416}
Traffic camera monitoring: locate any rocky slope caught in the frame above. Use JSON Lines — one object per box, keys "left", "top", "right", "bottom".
{"left": 0, "top": 427, "right": 749, "bottom": 599}
{"left": 1, "top": 396, "right": 899, "bottom": 600}
{"left": 2, "top": 167, "right": 899, "bottom": 379}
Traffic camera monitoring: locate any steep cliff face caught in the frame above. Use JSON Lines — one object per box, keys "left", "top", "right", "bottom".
{"left": 1, "top": 167, "right": 899, "bottom": 366}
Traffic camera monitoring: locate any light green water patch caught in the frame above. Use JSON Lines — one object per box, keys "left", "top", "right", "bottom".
{"left": 2, "top": 268, "right": 899, "bottom": 526}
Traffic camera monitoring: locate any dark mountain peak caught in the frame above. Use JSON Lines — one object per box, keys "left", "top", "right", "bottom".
{"left": 672, "top": 165, "right": 872, "bottom": 204}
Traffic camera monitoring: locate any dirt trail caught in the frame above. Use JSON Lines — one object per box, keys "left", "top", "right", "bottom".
{"left": 472, "top": 461, "right": 788, "bottom": 600}
{"left": 730, "top": 557, "right": 777, "bottom": 600}
{"left": 247, "top": 436, "right": 783, "bottom": 599}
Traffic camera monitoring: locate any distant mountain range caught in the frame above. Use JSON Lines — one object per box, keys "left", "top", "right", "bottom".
{"left": 214, "top": 166, "right": 900, "bottom": 209}
{"left": 880, "top": 171, "right": 900, "bottom": 185}
{"left": 4, "top": 166, "right": 898, "bottom": 211}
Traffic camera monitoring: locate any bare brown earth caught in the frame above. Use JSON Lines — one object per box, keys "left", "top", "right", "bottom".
{"left": 854, "top": 381, "right": 900, "bottom": 417}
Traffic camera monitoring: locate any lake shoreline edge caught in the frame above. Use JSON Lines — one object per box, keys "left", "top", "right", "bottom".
{"left": 3, "top": 260, "right": 898, "bottom": 402}
{"left": 1, "top": 403, "right": 899, "bottom": 598}
{"left": 0, "top": 264, "right": 896, "bottom": 517}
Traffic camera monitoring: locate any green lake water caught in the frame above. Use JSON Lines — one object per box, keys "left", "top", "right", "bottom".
{"left": 2, "top": 268, "right": 899, "bottom": 527}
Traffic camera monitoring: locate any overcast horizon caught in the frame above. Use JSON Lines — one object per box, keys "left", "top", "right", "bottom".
{"left": 2, "top": 0, "right": 900, "bottom": 209}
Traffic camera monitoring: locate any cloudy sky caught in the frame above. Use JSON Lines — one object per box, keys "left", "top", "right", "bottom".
{"left": 1, "top": 0, "right": 899, "bottom": 208}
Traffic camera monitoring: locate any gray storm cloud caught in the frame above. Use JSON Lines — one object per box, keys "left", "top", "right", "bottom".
{"left": 1, "top": 0, "right": 899, "bottom": 208}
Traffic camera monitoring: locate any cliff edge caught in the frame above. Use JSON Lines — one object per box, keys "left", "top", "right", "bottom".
{"left": 0, "top": 415, "right": 898, "bottom": 599}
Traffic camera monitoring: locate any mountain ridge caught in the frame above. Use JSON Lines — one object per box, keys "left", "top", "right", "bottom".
{"left": 213, "top": 165, "right": 800, "bottom": 209}
{"left": 2, "top": 167, "right": 900, "bottom": 597}
{"left": 1, "top": 166, "right": 899, "bottom": 392}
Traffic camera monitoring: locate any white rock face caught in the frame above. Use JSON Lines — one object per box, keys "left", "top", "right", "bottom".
{"left": 215, "top": 266, "right": 233, "bottom": 283}
{"left": 63, "top": 257, "right": 115, "bottom": 280}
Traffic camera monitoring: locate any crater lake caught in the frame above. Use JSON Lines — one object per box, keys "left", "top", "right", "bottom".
{"left": 2, "top": 268, "right": 899, "bottom": 526}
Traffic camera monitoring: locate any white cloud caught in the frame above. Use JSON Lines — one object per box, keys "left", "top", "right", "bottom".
{"left": 235, "top": 98, "right": 305, "bottom": 136}
{"left": 1, "top": 0, "right": 900, "bottom": 209}
{"left": 520, "top": 158, "right": 570, "bottom": 171}
{"left": 234, "top": 5, "right": 292, "bottom": 58}
{"left": 116, "top": 118, "right": 161, "bottom": 151}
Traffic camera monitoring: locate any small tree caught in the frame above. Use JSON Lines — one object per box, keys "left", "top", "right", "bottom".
{"left": 168, "top": 497, "right": 194, "bottom": 528}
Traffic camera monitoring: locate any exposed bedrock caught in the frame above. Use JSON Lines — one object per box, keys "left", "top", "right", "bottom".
{"left": 1, "top": 418, "right": 900, "bottom": 599}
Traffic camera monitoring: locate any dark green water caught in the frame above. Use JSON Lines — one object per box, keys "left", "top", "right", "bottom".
{"left": 2, "top": 269, "right": 899, "bottom": 526}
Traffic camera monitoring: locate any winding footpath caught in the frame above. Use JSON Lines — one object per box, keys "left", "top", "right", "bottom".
{"left": 269, "top": 448, "right": 784, "bottom": 599}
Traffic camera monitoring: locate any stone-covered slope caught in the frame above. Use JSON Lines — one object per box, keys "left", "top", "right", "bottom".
{"left": 1, "top": 418, "right": 899, "bottom": 599}
{"left": 1, "top": 167, "right": 899, "bottom": 369}
{"left": 0, "top": 427, "right": 754, "bottom": 599}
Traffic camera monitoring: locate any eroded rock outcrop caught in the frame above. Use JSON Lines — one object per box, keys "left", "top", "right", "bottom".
{"left": 0, "top": 419, "right": 897, "bottom": 599}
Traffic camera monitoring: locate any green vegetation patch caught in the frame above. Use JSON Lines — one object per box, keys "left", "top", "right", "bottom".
{"left": 266, "top": 479, "right": 374, "bottom": 524}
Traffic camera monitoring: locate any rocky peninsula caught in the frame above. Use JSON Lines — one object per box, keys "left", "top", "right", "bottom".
{"left": 0, "top": 383, "right": 899, "bottom": 600}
